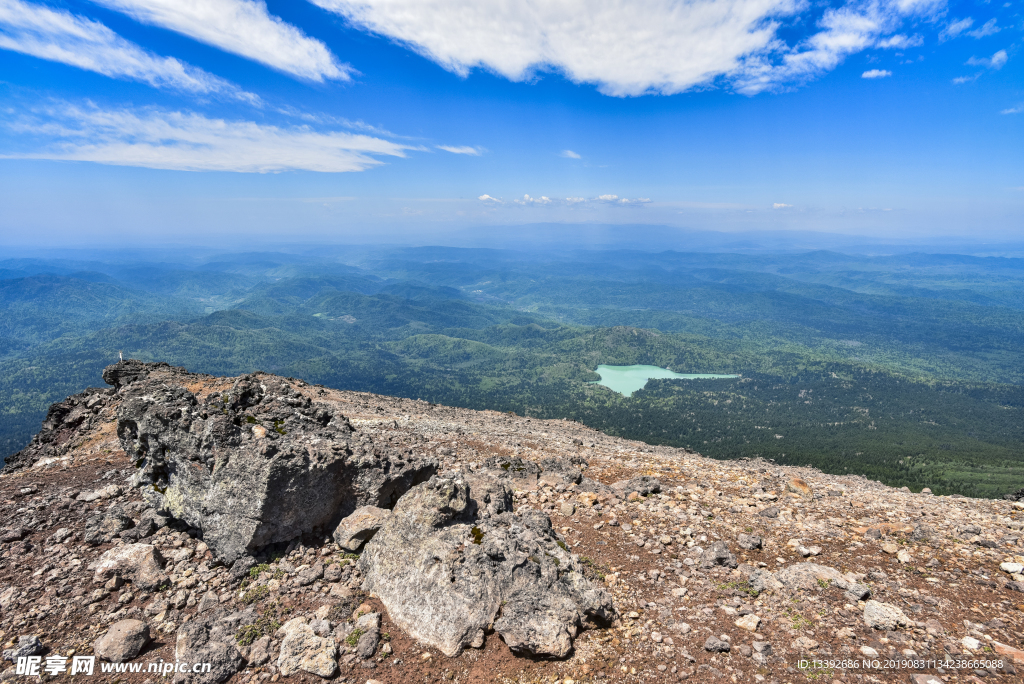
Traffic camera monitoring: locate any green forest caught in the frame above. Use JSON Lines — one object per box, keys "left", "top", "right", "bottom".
{"left": 1, "top": 246, "right": 1022, "bottom": 499}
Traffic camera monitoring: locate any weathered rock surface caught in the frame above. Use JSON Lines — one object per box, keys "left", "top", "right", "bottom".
{"left": 4, "top": 361, "right": 1024, "bottom": 684}
{"left": 94, "top": 619, "right": 150, "bottom": 662}
{"left": 92, "top": 543, "right": 167, "bottom": 591}
{"left": 277, "top": 617, "right": 338, "bottom": 678}
{"left": 174, "top": 609, "right": 248, "bottom": 684}
{"left": 863, "top": 600, "right": 910, "bottom": 630}
{"left": 110, "top": 362, "right": 436, "bottom": 562}
{"left": 358, "top": 476, "right": 614, "bottom": 657}
{"left": 332, "top": 505, "right": 391, "bottom": 551}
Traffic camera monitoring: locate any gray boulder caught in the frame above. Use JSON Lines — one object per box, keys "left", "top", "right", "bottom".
{"left": 699, "top": 541, "right": 738, "bottom": 569}
{"left": 774, "top": 563, "right": 844, "bottom": 592}
{"left": 111, "top": 365, "right": 437, "bottom": 562}
{"left": 173, "top": 609, "right": 249, "bottom": 684}
{"left": 737, "top": 534, "right": 763, "bottom": 550}
{"left": 277, "top": 618, "right": 337, "bottom": 678}
{"left": 333, "top": 506, "right": 391, "bottom": 551}
{"left": 480, "top": 457, "right": 541, "bottom": 490}
{"left": 358, "top": 476, "right": 614, "bottom": 658}
{"left": 2, "top": 636, "right": 43, "bottom": 662}
{"left": 94, "top": 620, "right": 150, "bottom": 663}
{"left": 610, "top": 476, "right": 661, "bottom": 497}
{"left": 93, "top": 544, "right": 167, "bottom": 591}
{"left": 863, "top": 600, "right": 909, "bottom": 630}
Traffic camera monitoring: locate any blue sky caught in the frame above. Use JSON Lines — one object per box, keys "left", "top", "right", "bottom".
{"left": 0, "top": 0, "right": 1021, "bottom": 246}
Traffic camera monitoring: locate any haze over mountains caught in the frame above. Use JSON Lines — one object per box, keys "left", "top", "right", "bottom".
{"left": 3, "top": 230, "right": 1022, "bottom": 499}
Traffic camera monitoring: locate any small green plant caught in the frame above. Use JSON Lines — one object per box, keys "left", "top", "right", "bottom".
{"left": 816, "top": 578, "right": 832, "bottom": 589}
{"left": 240, "top": 584, "right": 269, "bottom": 605}
{"left": 272, "top": 419, "right": 287, "bottom": 435}
{"left": 556, "top": 540, "right": 568, "bottom": 551}
{"left": 272, "top": 569, "right": 286, "bottom": 580}
{"left": 235, "top": 607, "right": 282, "bottom": 647}
{"left": 717, "top": 580, "right": 758, "bottom": 597}
{"left": 744, "top": 527, "right": 753, "bottom": 533}
{"left": 249, "top": 563, "right": 271, "bottom": 579}
{"left": 340, "top": 552, "right": 360, "bottom": 560}
{"left": 470, "top": 526, "right": 484, "bottom": 544}
{"left": 244, "top": 415, "right": 256, "bottom": 424}
{"left": 345, "top": 628, "right": 365, "bottom": 647}
{"left": 785, "top": 608, "right": 813, "bottom": 630}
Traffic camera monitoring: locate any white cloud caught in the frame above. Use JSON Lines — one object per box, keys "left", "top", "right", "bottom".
{"left": 861, "top": 69, "right": 892, "bottom": 78}
{"left": 0, "top": 0, "right": 256, "bottom": 101}
{"left": 876, "top": 34, "right": 922, "bottom": 49}
{"left": 1001, "top": 104, "right": 1023, "bottom": 115}
{"left": 942, "top": 17, "right": 1001, "bottom": 41}
{"left": 514, "top": 194, "right": 552, "bottom": 205}
{"left": 2, "top": 102, "right": 413, "bottom": 172}
{"left": 314, "top": 0, "right": 942, "bottom": 96}
{"left": 478, "top": 193, "right": 650, "bottom": 206}
{"left": 952, "top": 73, "right": 979, "bottom": 84}
{"left": 92, "top": 0, "right": 348, "bottom": 81}
{"left": 967, "top": 19, "right": 1000, "bottom": 38}
{"left": 559, "top": 149, "right": 581, "bottom": 159}
{"left": 967, "top": 49, "right": 1008, "bottom": 69}
{"left": 436, "top": 145, "right": 484, "bottom": 155}
{"left": 773, "top": 202, "right": 792, "bottom": 208}
{"left": 940, "top": 17, "right": 973, "bottom": 41}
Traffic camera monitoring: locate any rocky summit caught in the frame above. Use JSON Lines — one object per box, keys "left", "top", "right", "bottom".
{"left": 0, "top": 362, "right": 1023, "bottom": 684}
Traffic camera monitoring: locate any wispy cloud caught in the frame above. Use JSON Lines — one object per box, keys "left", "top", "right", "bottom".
{"left": 2, "top": 102, "right": 414, "bottom": 172}
{"left": 436, "top": 145, "right": 484, "bottom": 155}
{"left": 314, "top": 0, "right": 938, "bottom": 97}
{"left": 0, "top": 0, "right": 256, "bottom": 101}
{"left": 967, "top": 19, "right": 1000, "bottom": 39}
{"left": 559, "top": 149, "right": 581, "bottom": 159}
{"left": 773, "top": 202, "right": 792, "bottom": 208}
{"left": 861, "top": 69, "right": 892, "bottom": 78}
{"left": 952, "top": 73, "right": 979, "bottom": 84}
{"left": 941, "top": 17, "right": 1002, "bottom": 41}
{"left": 477, "top": 193, "right": 651, "bottom": 207}
{"left": 966, "top": 49, "right": 1008, "bottom": 69}
{"left": 1001, "top": 104, "right": 1023, "bottom": 115}
{"left": 940, "top": 17, "right": 973, "bottom": 41}
{"left": 876, "top": 34, "right": 922, "bottom": 49}
{"left": 92, "top": 0, "right": 349, "bottom": 81}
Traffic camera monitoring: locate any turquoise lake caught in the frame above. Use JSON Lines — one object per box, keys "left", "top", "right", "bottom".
{"left": 590, "top": 364, "right": 739, "bottom": 397}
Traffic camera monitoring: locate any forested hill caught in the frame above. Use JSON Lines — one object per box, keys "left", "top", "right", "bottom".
{"left": 1, "top": 246, "right": 1022, "bottom": 498}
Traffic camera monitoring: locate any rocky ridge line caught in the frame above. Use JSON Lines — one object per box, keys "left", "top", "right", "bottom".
{"left": 0, "top": 361, "right": 1022, "bottom": 684}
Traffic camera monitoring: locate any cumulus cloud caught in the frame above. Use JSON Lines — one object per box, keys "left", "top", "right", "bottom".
{"left": 773, "top": 202, "right": 792, "bottom": 208}
{"left": 0, "top": 0, "right": 256, "bottom": 101}
{"left": 477, "top": 194, "right": 503, "bottom": 202}
{"left": 559, "top": 149, "right": 581, "bottom": 159}
{"left": 2, "top": 102, "right": 413, "bottom": 172}
{"left": 967, "top": 49, "right": 1008, "bottom": 69}
{"left": 861, "top": 69, "right": 892, "bottom": 78}
{"left": 313, "top": 0, "right": 937, "bottom": 96}
{"left": 93, "top": 0, "right": 348, "bottom": 81}
{"left": 436, "top": 145, "right": 483, "bottom": 155}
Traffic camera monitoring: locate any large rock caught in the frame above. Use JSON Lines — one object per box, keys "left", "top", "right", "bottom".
{"left": 94, "top": 620, "right": 150, "bottom": 662}
{"left": 277, "top": 618, "right": 338, "bottom": 678}
{"left": 3, "top": 386, "right": 114, "bottom": 471}
{"left": 111, "top": 364, "right": 437, "bottom": 562}
{"left": 863, "top": 600, "right": 909, "bottom": 630}
{"left": 700, "top": 541, "right": 738, "bottom": 569}
{"left": 358, "top": 475, "right": 615, "bottom": 658}
{"left": 610, "top": 476, "right": 661, "bottom": 497}
{"left": 774, "top": 563, "right": 844, "bottom": 592}
{"left": 173, "top": 609, "right": 249, "bottom": 684}
{"left": 93, "top": 544, "right": 167, "bottom": 591}
{"left": 333, "top": 506, "right": 391, "bottom": 551}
